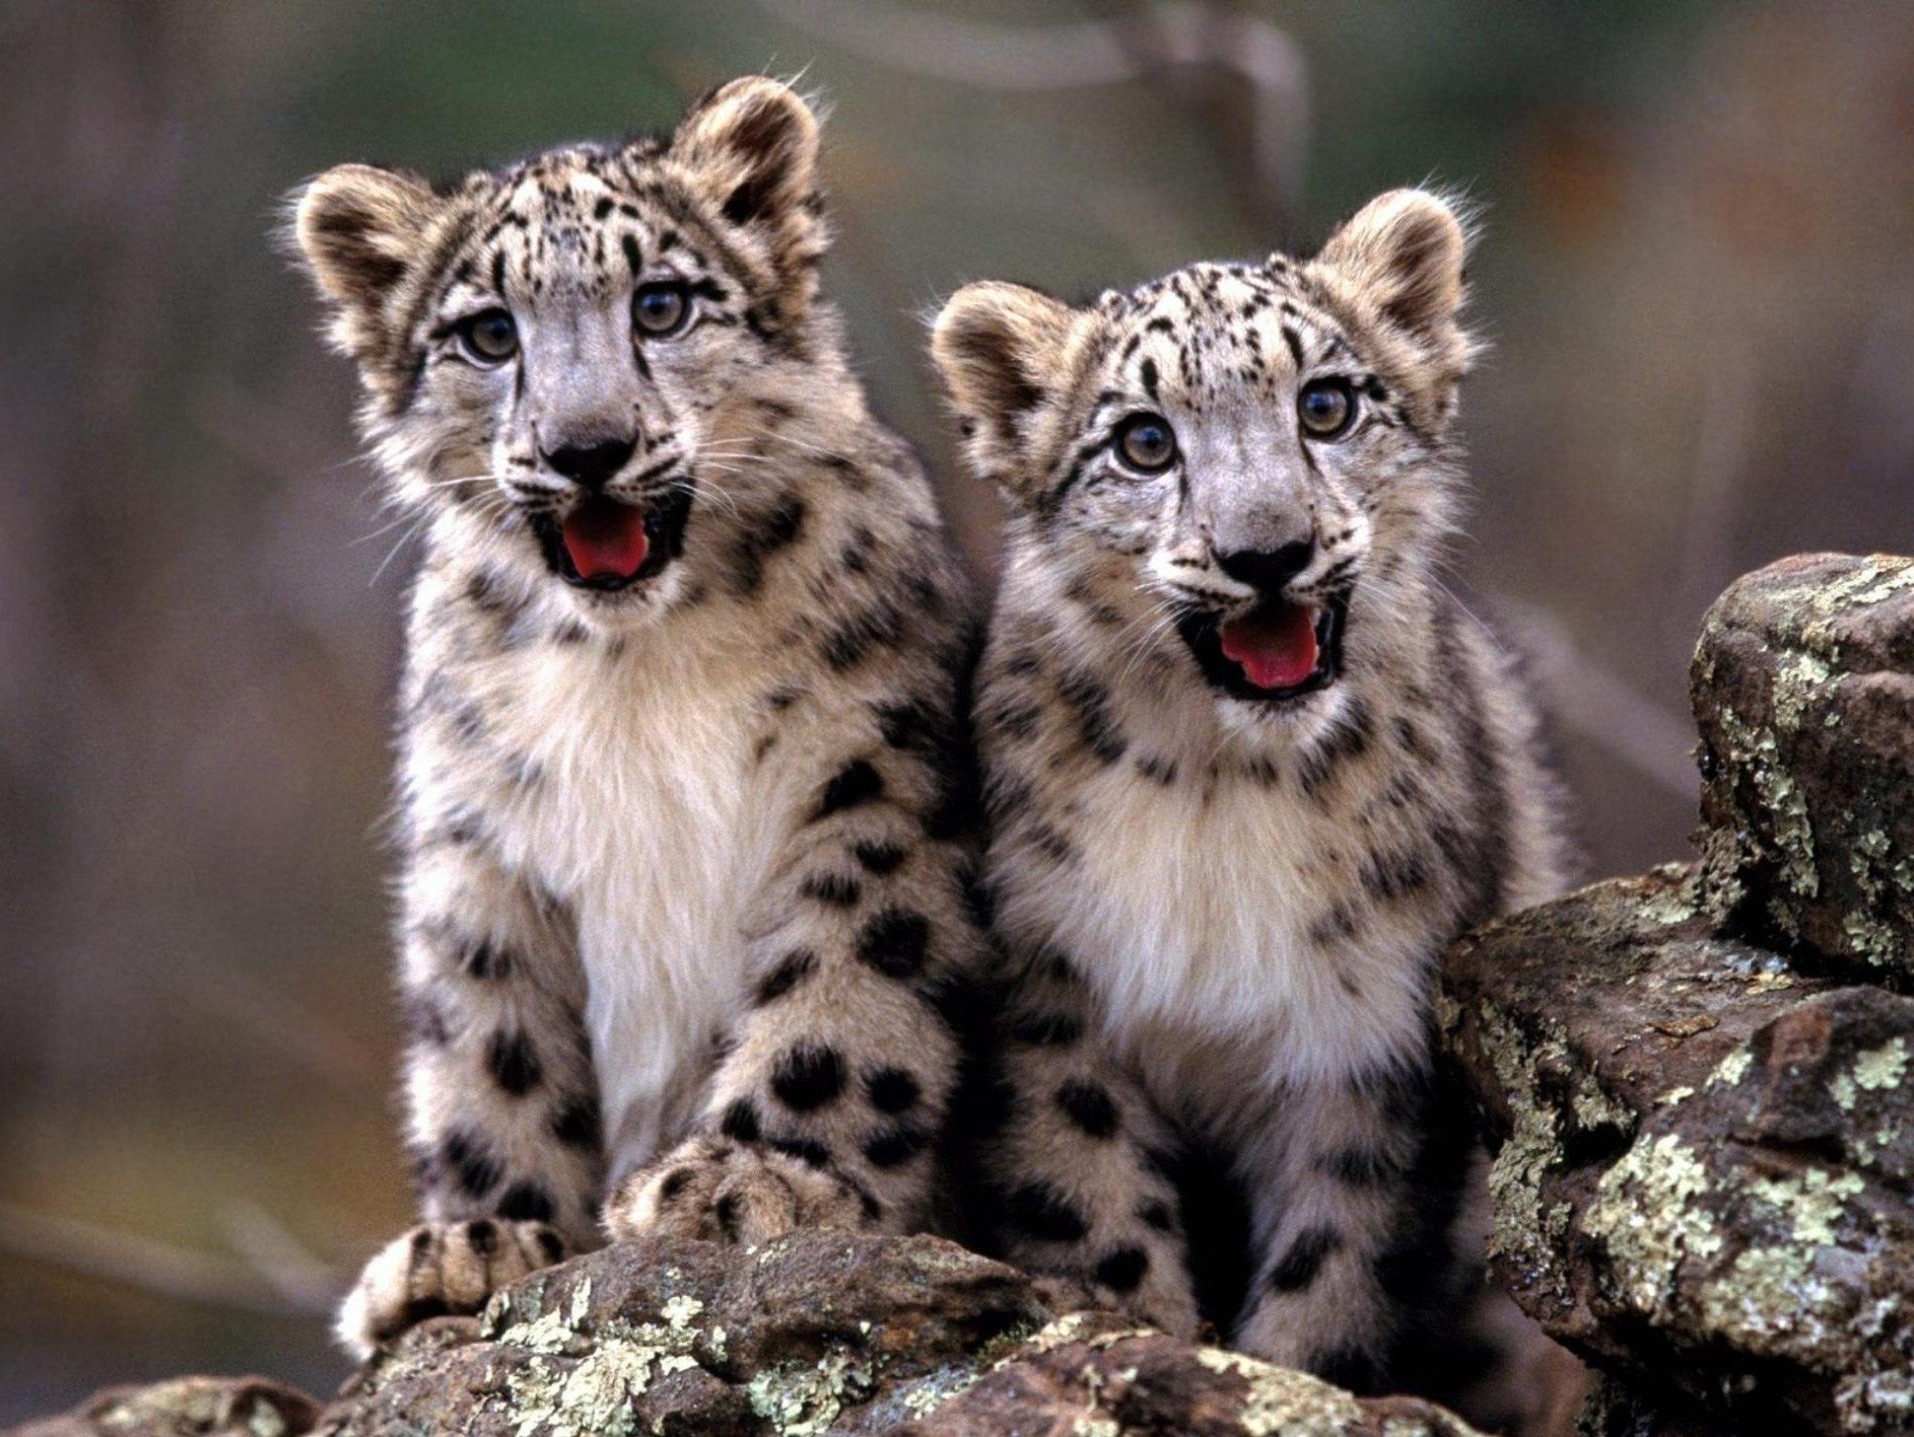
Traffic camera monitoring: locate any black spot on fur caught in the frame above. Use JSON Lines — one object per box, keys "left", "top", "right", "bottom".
{"left": 865, "top": 1067, "right": 921, "bottom": 1113}
{"left": 768, "top": 1135, "right": 832, "bottom": 1168}
{"left": 863, "top": 1124, "right": 929, "bottom": 1168}
{"left": 801, "top": 871, "right": 863, "bottom": 907}
{"left": 771, "top": 1043, "right": 847, "bottom": 1112}
{"left": 1003, "top": 1182, "right": 1089, "bottom": 1242}
{"left": 1055, "top": 1079, "right": 1119, "bottom": 1138}
{"left": 465, "top": 1218, "right": 498, "bottom": 1255}
{"left": 715, "top": 1193, "right": 742, "bottom": 1239}
{"left": 720, "top": 1097, "right": 762, "bottom": 1141}
{"left": 461, "top": 939, "right": 512, "bottom": 981}
{"left": 1140, "top": 1201, "right": 1175, "bottom": 1232}
{"left": 731, "top": 494, "right": 808, "bottom": 596}
{"left": 442, "top": 1130, "right": 501, "bottom": 1198}
{"left": 1296, "top": 697, "right": 1375, "bottom": 799}
{"left": 1057, "top": 669, "right": 1127, "bottom": 764}
{"left": 1006, "top": 1008, "right": 1083, "bottom": 1046}
{"left": 488, "top": 1031, "right": 543, "bottom": 1097}
{"left": 1320, "top": 1146, "right": 1395, "bottom": 1186}
{"left": 755, "top": 948, "right": 817, "bottom": 1004}
{"left": 403, "top": 991, "right": 451, "bottom": 1047}
{"left": 534, "top": 1227, "right": 565, "bottom": 1264}
{"left": 1360, "top": 842, "right": 1433, "bottom": 902}
{"left": 822, "top": 599, "right": 903, "bottom": 671}
{"left": 856, "top": 909, "right": 930, "bottom": 978}
{"left": 497, "top": 1181, "right": 556, "bottom": 1223}
{"left": 1094, "top": 1246, "right": 1149, "bottom": 1293}
{"left": 852, "top": 839, "right": 908, "bottom": 875}
{"left": 549, "top": 1093, "right": 601, "bottom": 1149}
{"left": 1268, "top": 1225, "right": 1344, "bottom": 1291}
{"left": 817, "top": 758, "right": 884, "bottom": 818}
{"left": 659, "top": 1168, "right": 693, "bottom": 1202}
{"left": 1134, "top": 754, "right": 1177, "bottom": 785}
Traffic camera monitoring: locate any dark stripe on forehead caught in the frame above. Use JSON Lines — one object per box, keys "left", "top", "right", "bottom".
{"left": 490, "top": 248, "right": 507, "bottom": 296}
{"left": 1139, "top": 357, "right": 1159, "bottom": 400}
{"left": 621, "top": 233, "right": 642, "bottom": 277}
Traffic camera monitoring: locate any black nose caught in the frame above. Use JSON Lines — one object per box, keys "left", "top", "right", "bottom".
{"left": 543, "top": 436, "right": 636, "bottom": 490}
{"left": 1213, "top": 540, "right": 1315, "bottom": 595}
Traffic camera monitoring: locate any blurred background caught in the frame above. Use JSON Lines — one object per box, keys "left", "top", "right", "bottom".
{"left": 3, "top": 0, "right": 1911, "bottom": 1418}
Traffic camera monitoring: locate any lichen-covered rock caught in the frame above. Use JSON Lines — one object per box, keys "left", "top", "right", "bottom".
{"left": 319, "top": 1232, "right": 1052, "bottom": 1437}
{"left": 1691, "top": 552, "right": 1914, "bottom": 979}
{"left": 1443, "top": 867, "right": 1914, "bottom": 1436}
{"left": 903, "top": 1314, "right": 1485, "bottom": 1436}
{"left": 136, "top": 1230, "right": 1461, "bottom": 1437}
{"left": 6, "top": 1377, "right": 321, "bottom": 1437}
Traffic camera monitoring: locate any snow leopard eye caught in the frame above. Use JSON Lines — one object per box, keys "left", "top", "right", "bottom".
{"left": 1297, "top": 378, "right": 1356, "bottom": 439}
{"left": 1115, "top": 413, "right": 1177, "bottom": 473}
{"left": 632, "top": 281, "right": 691, "bottom": 338}
{"left": 457, "top": 308, "right": 519, "bottom": 364}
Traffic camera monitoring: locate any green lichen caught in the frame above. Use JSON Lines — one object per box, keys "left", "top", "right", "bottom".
{"left": 1832, "top": 1037, "right": 1910, "bottom": 1111}
{"left": 1636, "top": 866, "right": 1703, "bottom": 928}
{"left": 1708, "top": 1049, "right": 1753, "bottom": 1087}
{"left": 1713, "top": 703, "right": 1819, "bottom": 902}
{"left": 1193, "top": 1347, "right": 1367, "bottom": 1436}
{"left": 1581, "top": 1133, "right": 1723, "bottom": 1322}
{"left": 1773, "top": 650, "right": 1834, "bottom": 735}
{"left": 1695, "top": 1244, "right": 1832, "bottom": 1356}
{"left": 1748, "top": 1167, "right": 1865, "bottom": 1246}
{"left": 746, "top": 1350, "right": 877, "bottom": 1437}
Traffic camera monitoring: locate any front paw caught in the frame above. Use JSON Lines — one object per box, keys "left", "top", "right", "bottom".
{"left": 605, "top": 1136, "right": 875, "bottom": 1246}
{"left": 335, "top": 1218, "right": 568, "bottom": 1361}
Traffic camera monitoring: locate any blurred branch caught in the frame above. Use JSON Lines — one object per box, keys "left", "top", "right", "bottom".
{"left": 219, "top": 1200, "right": 343, "bottom": 1314}
{"left": 757, "top": 0, "right": 1307, "bottom": 212}
{"left": 0, "top": 1202, "right": 339, "bottom": 1318}
{"left": 1490, "top": 592, "right": 1698, "bottom": 800}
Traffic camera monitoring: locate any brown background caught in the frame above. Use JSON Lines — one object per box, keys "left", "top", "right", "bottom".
{"left": 3, "top": 0, "right": 1911, "bottom": 1418}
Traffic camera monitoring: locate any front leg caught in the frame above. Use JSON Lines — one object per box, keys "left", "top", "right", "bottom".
{"left": 608, "top": 699, "right": 979, "bottom": 1243}
{"left": 977, "top": 952, "right": 1201, "bottom": 1339}
{"left": 338, "top": 831, "right": 602, "bottom": 1358}
{"left": 1232, "top": 1055, "right": 1476, "bottom": 1393}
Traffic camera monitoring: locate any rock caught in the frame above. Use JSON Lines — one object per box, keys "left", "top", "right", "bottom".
{"left": 1443, "top": 866, "right": 1914, "bottom": 1437}
{"left": 7, "top": 1376, "right": 321, "bottom": 1437}
{"left": 903, "top": 1315, "right": 1484, "bottom": 1436}
{"left": 1691, "top": 552, "right": 1914, "bottom": 979}
{"left": 2, "top": 1232, "right": 1477, "bottom": 1437}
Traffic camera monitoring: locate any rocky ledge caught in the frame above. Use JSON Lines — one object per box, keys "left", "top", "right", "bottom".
{"left": 13, "top": 1232, "right": 1484, "bottom": 1437}
{"left": 1444, "top": 553, "right": 1914, "bottom": 1437}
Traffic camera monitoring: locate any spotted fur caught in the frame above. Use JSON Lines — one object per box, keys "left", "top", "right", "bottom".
{"left": 290, "top": 77, "right": 981, "bottom": 1359}
{"left": 932, "top": 191, "right": 1572, "bottom": 1427}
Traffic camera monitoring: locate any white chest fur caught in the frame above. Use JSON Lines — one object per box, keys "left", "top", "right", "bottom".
{"left": 476, "top": 627, "right": 776, "bottom": 1180}
{"left": 994, "top": 759, "right": 1433, "bottom": 1103}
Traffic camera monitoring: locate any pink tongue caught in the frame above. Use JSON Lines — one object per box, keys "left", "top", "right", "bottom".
{"left": 1219, "top": 602, "right": 1320, "bottom": 691}
{"left": 561, "top": 500, "right": 649, "bottom": 580}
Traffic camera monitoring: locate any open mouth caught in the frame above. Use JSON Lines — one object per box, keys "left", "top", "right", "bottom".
{"left": 531, "top": 488, "right": 692, "bottom": 593}
{"left": 1176, "top": 591, "right": 1347, "bottom": 703}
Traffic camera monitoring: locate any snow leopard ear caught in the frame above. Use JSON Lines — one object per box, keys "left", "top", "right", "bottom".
{"left": 931, "top": 281, "right": 1077, "bottom": 497}
{"left": 1314, "top": 189, "right": 1472, "bottom": 360}
{"left": 289, "top": 163, "right": 441, "bottom": 361}
{"left": 669, "top": 77, "right": 826, "bottom": 315}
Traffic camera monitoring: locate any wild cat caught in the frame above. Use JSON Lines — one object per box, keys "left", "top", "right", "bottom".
{"left": 290, "top": 77, "right": 983, "bottom": 1356}
{"left": 933, "top": 189, "right": 1572, "bottom": 1424}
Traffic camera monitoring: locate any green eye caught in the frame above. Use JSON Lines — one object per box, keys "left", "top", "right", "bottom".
{"left": 1116, "top": 413, "right": 1177, "bottom": 472}
{"left": 457, "top": 308, "right": 518, "bottom": 363}
{"left": 1297, "top": 378, "right": 1356, "bottom": 439}
{"left": 632, "top": 281, "right": 691, "bottom": 337}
